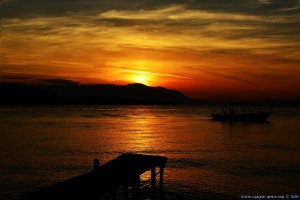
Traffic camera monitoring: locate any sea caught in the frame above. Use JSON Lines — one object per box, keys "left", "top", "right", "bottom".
{"left": 0, "top": 105, "right": 299, "bottom": 200}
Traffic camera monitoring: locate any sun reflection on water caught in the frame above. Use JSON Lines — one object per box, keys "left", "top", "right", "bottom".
{"left": 120, "top": 110, "right": 159, "bottom": 153}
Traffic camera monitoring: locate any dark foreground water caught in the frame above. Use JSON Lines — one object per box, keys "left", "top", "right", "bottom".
{"left": 0, "top": 105, "right": 299, "bottom": 200}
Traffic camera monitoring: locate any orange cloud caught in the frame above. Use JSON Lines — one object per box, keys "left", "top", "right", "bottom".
{"left": 2, "top": 3, "right": 300, "bottom": 100}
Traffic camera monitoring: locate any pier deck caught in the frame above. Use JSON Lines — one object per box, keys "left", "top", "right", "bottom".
{"left": 21, "top": 153, "right": 168, "bottom": 200}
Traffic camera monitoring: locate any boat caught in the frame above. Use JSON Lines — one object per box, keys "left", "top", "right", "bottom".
{"left": 209, "top": 101, "right": 273, "bottom": 122}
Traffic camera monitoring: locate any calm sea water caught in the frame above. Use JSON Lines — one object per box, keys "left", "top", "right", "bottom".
{"left": 0, "top": 105, "right": 299, "bottom": 200}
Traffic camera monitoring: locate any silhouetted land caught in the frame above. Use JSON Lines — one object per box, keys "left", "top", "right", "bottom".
{"left": 0, "top": 80, "right": 197, "bottom": 105}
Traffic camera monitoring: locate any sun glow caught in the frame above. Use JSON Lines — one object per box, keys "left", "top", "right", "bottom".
{"left": 133, "top": 75, "right": 147, "bottom": 83}
{"left": 131, "top": 74, "right": 149, "bottom": 85}
{"left": 121, "top": 59, "right": 156, "bottom": 85}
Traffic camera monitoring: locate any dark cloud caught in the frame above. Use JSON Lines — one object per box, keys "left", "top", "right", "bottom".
{"left": 203, "top": 71, "right": 248, "bottom": 82}
{"left": 258, "top": 0, "right": 300, "bottom": 12}
{"left": 2, "top": 0, "right": 97, "bottom": 18}
{"left": 39, "top": 78, "right": 79, "bottom": 85}
{"left": 188, "top": 0, "right": 300, "bottom": 15}
{"left": 3, "top": 0, "right": 299, "bottom": 40}
{"left": 3, "top": 0, "right": 299, "bottom": 18}
{"left": 2, "top": 0, "right": 156, "bottom": 18}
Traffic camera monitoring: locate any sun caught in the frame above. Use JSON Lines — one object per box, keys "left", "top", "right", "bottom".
{"left": 132, "top": 74, "right": 149, "bottom": 85}
{"left": 121, "top": 60, "right": 156, "bottom": 85}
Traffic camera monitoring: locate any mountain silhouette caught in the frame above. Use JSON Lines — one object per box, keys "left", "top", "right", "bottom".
{"left": 0, "top": 81, "right": 197, "bottom": 105}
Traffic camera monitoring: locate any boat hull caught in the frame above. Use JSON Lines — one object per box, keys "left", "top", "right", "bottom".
{"left": 211, "top": 112, "right": 272, "bottom": 122}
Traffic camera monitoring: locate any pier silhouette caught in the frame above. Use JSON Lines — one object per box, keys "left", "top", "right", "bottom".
{"left": 21, "top": 153, "right": 168, "bottom": 200}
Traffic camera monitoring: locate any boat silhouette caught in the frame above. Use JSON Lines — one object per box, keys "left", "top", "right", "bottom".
{"left": 209, "top": 101, "right": 273, "bottom": 122}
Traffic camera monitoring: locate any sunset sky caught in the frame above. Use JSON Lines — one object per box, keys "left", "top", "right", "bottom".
{"left": 2, "top": 0, "right": 300, "bottom": 100}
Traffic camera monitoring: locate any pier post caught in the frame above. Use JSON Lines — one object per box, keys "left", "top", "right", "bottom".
{"left": 132, "top": 174, "right": 141, "bottom": 200}
{"left": 110, "top": 188, "right": 117, "bottom": 200}
{"left": 151, "top": 166, "right": 156, "bottom": 200}
{"left": 93, "top": 159, "right": 100, "bottom": 171}
{"left": 159, "top": 166, "right": 164, "bottom": 199}
{"left": 136, "top": 174, "right": 141, "bottom": 199}
{"left": 124, "top": 179, "right": 129, "bottom": 200}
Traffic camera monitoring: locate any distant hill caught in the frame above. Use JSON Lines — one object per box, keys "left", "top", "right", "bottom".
{"left": 0, "top": 81, "right": 197, "bottom": 105}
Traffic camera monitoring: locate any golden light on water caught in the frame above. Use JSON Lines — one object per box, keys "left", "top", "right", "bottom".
{"left": 120, "top": 110, "right": 158, "bottom": 152}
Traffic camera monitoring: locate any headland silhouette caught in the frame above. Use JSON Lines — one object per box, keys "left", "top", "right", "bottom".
{"left": 0, "top": 80, "right": 197, "bottom": 105}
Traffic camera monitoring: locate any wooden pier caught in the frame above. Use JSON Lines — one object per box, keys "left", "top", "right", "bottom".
{"left": 21, "top": 153, "right": 168, "bottom": 200}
